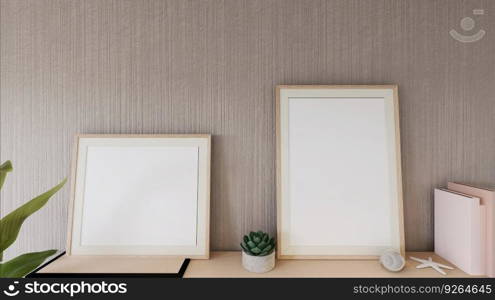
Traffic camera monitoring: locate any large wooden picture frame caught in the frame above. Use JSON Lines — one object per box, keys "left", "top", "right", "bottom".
{"left": 67, "top": 134, "right": 210, "bottom": 259}
{"left": 276, "top": 85, "right": 404, "bottom": 259}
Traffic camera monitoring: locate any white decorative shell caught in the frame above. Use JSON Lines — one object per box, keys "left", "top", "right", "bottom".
{"left": 380, "top": 250, "right": 406, "bottom": 272}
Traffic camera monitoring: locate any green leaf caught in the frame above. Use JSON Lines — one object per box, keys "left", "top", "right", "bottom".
{"left": 259, "top": 244, "right": 275, "bottom": 256}
{"left": 0, "top": 161, "right": 13, "bottom": 190}
{"left": 263, "top": 244, "right": 273, "bottom": 253}
{"left": 0, "top": 178, "right": 67, "bottom": 253}
{"left": 240, "top": 242, "right": 249, "bottom": 253}
{"left": 240, "top": 241, "right": 249, "bottom": 250}
{"left": 247, "top": 241, "right": 256, "bottom": 248}
{"left": 259, "top": 248, "right": 274, "bottom": 256}
{"left": 257, "top": 241, "right": 268, "bottom": 250}
{"left": 243, "top": 235, "right": 249, "bottom": 244}
{"left": 0, "top": 250, "right": 56, "bottom": 278}
{"left": 250, "top": 247, "right": 261, "bottom": 254}
{"left": 262, "top": 233, "right": 268, "bottom": 243}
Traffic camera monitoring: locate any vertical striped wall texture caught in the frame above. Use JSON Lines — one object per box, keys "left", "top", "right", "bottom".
{"left": 1, "top": 0, "right": 494, "bottom": 258}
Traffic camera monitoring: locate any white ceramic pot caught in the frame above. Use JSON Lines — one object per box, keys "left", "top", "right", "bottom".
{"left": 242, "top": 251, "right": 275, "bottom": 273}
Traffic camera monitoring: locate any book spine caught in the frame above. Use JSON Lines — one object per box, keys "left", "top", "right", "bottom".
{"left": 488, "top": 196, "right": 495, "bottom": 277}
{"left": 470, "top": 202, "right": 483, "bottom": 275}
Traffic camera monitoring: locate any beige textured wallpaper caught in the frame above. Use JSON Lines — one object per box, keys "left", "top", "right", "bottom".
{"left": 1, "top": 0, "right": 494, "bottom": 259}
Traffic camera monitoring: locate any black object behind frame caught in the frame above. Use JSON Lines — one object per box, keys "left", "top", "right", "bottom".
{"left": 26, "top": 252, "right": 191, "bottom": 278}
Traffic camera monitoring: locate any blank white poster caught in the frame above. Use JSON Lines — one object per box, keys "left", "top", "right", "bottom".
{"left": 288, "top": 98, "right": 396, "bottom": 247}
{"left": 80, "top": 146, "right": 199, "bottom": 247}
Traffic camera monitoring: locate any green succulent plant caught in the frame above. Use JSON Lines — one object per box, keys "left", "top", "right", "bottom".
{"left": 0, "top": 160, "right": 66, "bottom": 277}
{"left": 240, "top": 231, "right": 275, "bottom": 256}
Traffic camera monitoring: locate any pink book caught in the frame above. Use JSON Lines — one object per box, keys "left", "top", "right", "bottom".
{"left": 448, "top": 182, "right": 495, "bottom": 277}
{"left": 434, "top": 188, "right": 486, "bottom": 275}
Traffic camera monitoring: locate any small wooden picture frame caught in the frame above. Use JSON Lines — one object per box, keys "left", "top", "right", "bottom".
{"left": 276, "top": 85, "right": 405, "bottom": 259}
{"left": 67, "top": 134, "right": 211, "bottom": 258}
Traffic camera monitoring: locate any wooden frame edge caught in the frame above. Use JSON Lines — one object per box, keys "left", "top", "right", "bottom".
{"left": 392, "top": 86, "right": 406, "bottom": 257}
{"left": 202, "top": 135, "right": 212, "bottom": 259}
{"left": 276, "top": 84, "right": 399, "bottom": 90}
{"left": 275, "top": 85, "right": 405, "bottom": 259}
{"left": 74, "top": 133, "right": 211, "bottom": 139}
{"left": 66, "top": 133, "right": 211, "bottom": 259}
{"left": 276, "top": 86, "right": 282, "bottom": 259}
{"left": 277, "top": 254, "right": 380, "bottom": 260}
{"left": 65, "top": 135, "right": 80, "bottom": 255}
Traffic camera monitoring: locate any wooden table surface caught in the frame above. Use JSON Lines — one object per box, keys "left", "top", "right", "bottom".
{"left": 184, "top": 251, "right": 481, "bottom": 278}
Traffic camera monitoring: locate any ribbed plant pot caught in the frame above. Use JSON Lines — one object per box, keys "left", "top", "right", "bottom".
{"left": 242, "top": 251, "right": 275, "bottom": 273}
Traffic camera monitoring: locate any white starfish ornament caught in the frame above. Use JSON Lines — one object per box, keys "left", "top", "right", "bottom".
{"left": 409, "top": 256, "right": 454, "bottom": 275}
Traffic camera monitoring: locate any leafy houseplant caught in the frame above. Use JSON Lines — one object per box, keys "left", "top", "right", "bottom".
{"left": 240, "top": 231, "right": 276, "bottom": 273}
{"left": 0, "top": 161, "right": 66, "bottom": 278}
